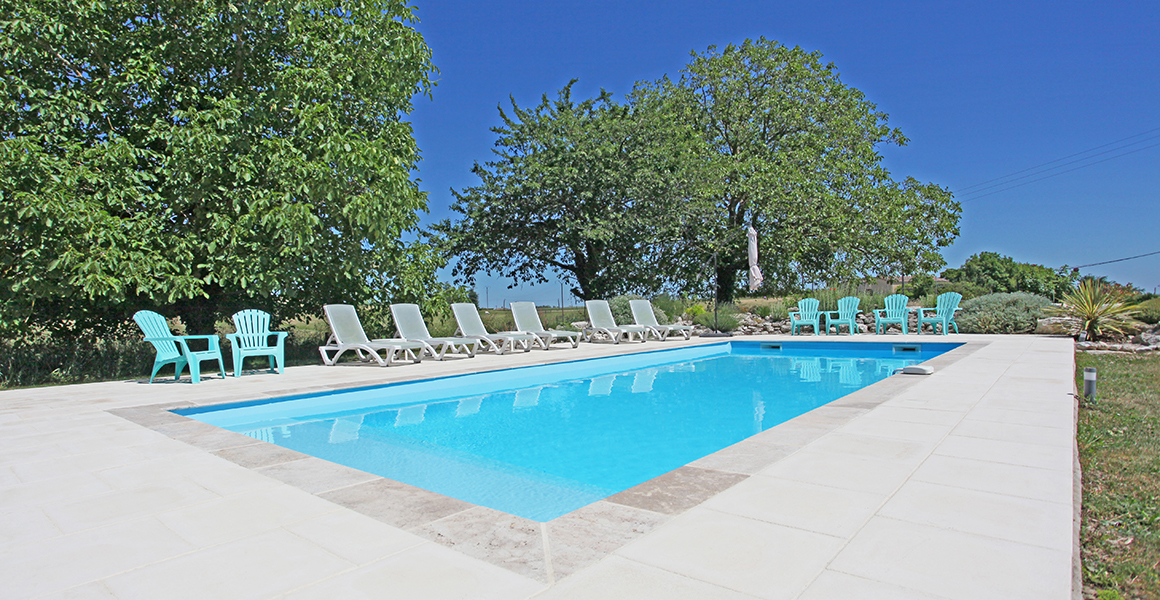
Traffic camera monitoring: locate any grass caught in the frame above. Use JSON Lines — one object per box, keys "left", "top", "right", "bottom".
{"left": 1077, "top": 352, "right": 1160, "bottom": 599}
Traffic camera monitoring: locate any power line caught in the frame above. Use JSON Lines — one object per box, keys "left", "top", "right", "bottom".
{"left": 957, "top": 126, "right": 1160, "bottom": 193}
{"left": 957, "top": 134, "right": 1160, "bottom": 199}
{"left": 1073, "top": 249, "right": 1160, "bottom": 269}
{"left": 956, "top": 140, "right": 1160, "bottom": 201}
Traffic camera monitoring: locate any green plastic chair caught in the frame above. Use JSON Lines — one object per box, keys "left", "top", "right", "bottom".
{"left": 132, "top": 310, "right": 225, "bottom": 384}
{"left": 874, "top": 294, "right": 911, "bottom": 335}
{"left": 225, "top": 309, "right": 288, "bottom": 376}
{"left": 790, "top": 298, "right": 821, "bottom": 335}
{"left": 918, "top": 292, "right": 963, "bottom": 335}
{"left": 823, "top": 296, "right": 861, "bottom": 335}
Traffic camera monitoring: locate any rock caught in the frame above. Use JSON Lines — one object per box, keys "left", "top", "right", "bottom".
{"left": 571, "top": 321, "right": 589, "bottom": 330}
{"left": 1036, "top": 316, "right": 1080, "bottom": 335}
{"left": 1142, "top": 328, "right": 1160, "bottom": 346}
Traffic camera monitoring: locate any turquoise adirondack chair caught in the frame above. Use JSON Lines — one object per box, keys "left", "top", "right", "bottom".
{"left": 823, "top": 296, "right": 861, "bottom": 335}
{"left": 132, "top": 310, "right": 225, "bottom": 384}
{"left": 917, "top": 292, "right": 963, "bottom": 335}
{"left": 874, "top": 294, "right": 911, "bottom": 335}
{"left": 226, "top": 309, "right": 288, "bottom": 376}
{"left": 790, "top": 298, "right": 822, "bottom": 335}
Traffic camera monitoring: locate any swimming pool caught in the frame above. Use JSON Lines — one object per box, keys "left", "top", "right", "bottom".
{"left": 181, "top": 340, "right": 958, "bottom": 521}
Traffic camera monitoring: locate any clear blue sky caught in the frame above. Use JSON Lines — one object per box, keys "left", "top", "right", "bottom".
{"left": 407, "top": 0, "right": 1160, "bottom": 306}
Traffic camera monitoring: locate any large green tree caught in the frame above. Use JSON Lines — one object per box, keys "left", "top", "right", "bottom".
{"left": 0, "top": 0, "right": 437, "bottom": 335}
{"left": 434, "top": 81, "right": 693, "bottom": 300}
{"left": 633, "top": 38, "right": 961, "bottom": 301}
{"left": 942, "top": 252, "right": 1078, "bottom": 299}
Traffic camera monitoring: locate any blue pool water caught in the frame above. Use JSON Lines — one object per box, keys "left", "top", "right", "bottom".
{"left": 180, "top": 341, "right": 957, "bottom": 521}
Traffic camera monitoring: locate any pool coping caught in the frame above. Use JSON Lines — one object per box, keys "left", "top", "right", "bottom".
{"left": 108, "top": 338, "right": 987, "bottom": 584}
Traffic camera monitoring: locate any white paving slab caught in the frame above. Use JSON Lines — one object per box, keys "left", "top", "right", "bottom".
{"left": 0, "top": 334, "right": 1077, "bottom": 598}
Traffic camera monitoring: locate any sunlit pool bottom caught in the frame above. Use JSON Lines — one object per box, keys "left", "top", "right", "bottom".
{"left": 180, "top": 341, "right": 960, "bottom": 521}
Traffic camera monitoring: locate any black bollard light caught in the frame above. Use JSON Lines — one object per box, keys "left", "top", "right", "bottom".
{"left": 1083, "top": 367, "right": 1097, "bottom": 399}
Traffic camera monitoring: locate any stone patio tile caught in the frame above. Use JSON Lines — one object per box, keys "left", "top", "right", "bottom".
{"left": 284, "top": 510, "right": 426, "bottom": 566}
{"left": 0, "top": 464, "right": 19, "bottom": 487}
{"left": 44, "top": 480, "right": 221, "bottom": 534}
{"left": 94, "top": 449, "right": 278, "bottom": 496}
{"left": 962, "top": 405, "right": 1075, "bottom": 429}
{"left": 951, "top": 418, "right": 1075, "bottom": 448}
{"left": 757, "top": 449, "right": 917, "bottom": 495}
{"left": 37, "top": 581, "right": 119, "bottom": 600}
{"left": 856, "top": 405, "right": 965, "bottom": 426}
{"left": 546, "top": 501, "right": 669, "bottom": 579}
{"left": 877, "top": 481, "right": 1073, "bottom": 551}
{"left": 829, "top": 517, "right": 1071, "bottom": 600}
{"left": 318, "top": 478, "right": 474, "bottom": 531}
{"left": 689, "top": 441, "right": 798, "bottom": 475}
{"left": 606, "top": 466, "right": 748, "bottom": 515}
{"left": 833, "top": 412, "right": 956, "bottom": 442}
{"left": 910, "top": 454, "right": 1073, "bottom": 503}
{"left": 786, "top": 405, "right": 870, "bottom": 428}
{"left": 934, "top": 435, "right": 1073, "bottom": 472}
{"left": 10, "top": 447, "right": 150, "bottom": 483}
{"left": 282, "top": 543, "right": 546, "bottom": 600}
{"left": 0, "top": 505, "right": 64, "bottom": 549}
{"left": 748, "top": 422, "right": 834, "bottom": 447}
{"left": 0, "top": 422, "right": 46, "bottom": 444}
{"left": 533, "top": 556, "right": 757, "bottom": 599}
{"left": 797, "top": 570, "right": 952, "bottom": 600}
{"left": 0, "top": 517, "right": 196, "bottom": 599}
{"left": 879, "top": 393, "right": 982, "bottom": 413}
{"left": 0, "top": 428, "right": 87, "bottom": 451}
{"left": 57, "top": 428, "right": 171, "bottom": 455}
{"left": 701, "top": 475, "right": 888, "bottom": 538}
{"left": 156, "top": 485, "right": 337, "bottom": 547}
{"left": 103, "top": 528, "right": 356, "bottom": 600}
{"left": 616, "top": 508, "right": 845, "bottom": 600}
{"left": 973, "top": 394, "right": 1074, "bottom": 415}
{"left": 0, "top": 471, "right": 114, "bottom": 508}
{"left": 255, "top": 456, "right": 378, "bottom": 494}
{"left": 0, "top": 442, "right": 74, "bottom": 469}
{"left": 213, "top": 441, "right": 310, "bottom": 468}
{"left": 168, "top": 423, "right": 264, "bottom": 452}
{"left": 805, "top": 431, "right": 937, "bottom": 463}
{"left": 418, "top": 505, "right": 547, "bottom": 581}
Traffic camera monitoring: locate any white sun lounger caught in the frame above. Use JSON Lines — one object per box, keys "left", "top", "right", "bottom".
{"left": 319, "top": 304, "right": 426, "bottom": 367}
{"left": 584, "top": 300, "right": 648, "bottom": 343}
{"left": 388, "top": 303, "right": 479, "bottom": 360}
{"left": 510, "top": 301, "right": 581, "bottom": 348}
{"left": 451, "top": 303, "right": 544, "bottom": 355}
{"left": 630, "top": 299, "right": 694, "bottom": 341}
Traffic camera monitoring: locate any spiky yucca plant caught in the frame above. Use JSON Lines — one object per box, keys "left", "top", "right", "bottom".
{"left": 1048, "top": 280, "right": 1139, "bottom": 340}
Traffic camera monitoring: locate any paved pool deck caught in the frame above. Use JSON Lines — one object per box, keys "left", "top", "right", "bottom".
{"left": 0, "top": 334, "right": 1077, "bottom": 599}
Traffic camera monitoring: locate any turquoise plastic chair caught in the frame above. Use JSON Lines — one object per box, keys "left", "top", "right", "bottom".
{"left": 790, "top": 298, "right": 822, "bottom": 335}
{"left": 226, "top": 309, "right": 288, "bottom": 376}
{"left": 918, "top": 292, "right": 963, "bottom": 335}
{"left": 823, "top": 296, "right": 861, "bottom": 335}
{"left": 874, "top": 294, "right": 911, "bottom": 335}
{"left": 132, "top": 310, "right": 225, "bottom": 383}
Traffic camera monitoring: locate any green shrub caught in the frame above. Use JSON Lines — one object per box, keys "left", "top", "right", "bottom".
{"left": 650, "top": 295, "right": 687, "bottom": 323}
{"left": 933, "top": 281, "right": 991, "bottom": 301}
{"left": 693, "top": 303, "right": 739, "bottom": 332}
{"left": 686, "top": 304, "right": 707, "bottom": 319}
{"left": 956, "top": 292, "right": 1052, "bottom": 334}
{"left": 751, "top": 304, "right": 774, "bottom": 319}
{"left": 608, "top": 295, "right": 667, "bottom": 326}
{"left": 1135, "top": 298, "right": 1160, "bottom": 325}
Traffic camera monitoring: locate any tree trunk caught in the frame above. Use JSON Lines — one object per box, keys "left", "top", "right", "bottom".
{"left": 714, "top": 254, "right": 747, "bottom": 304}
